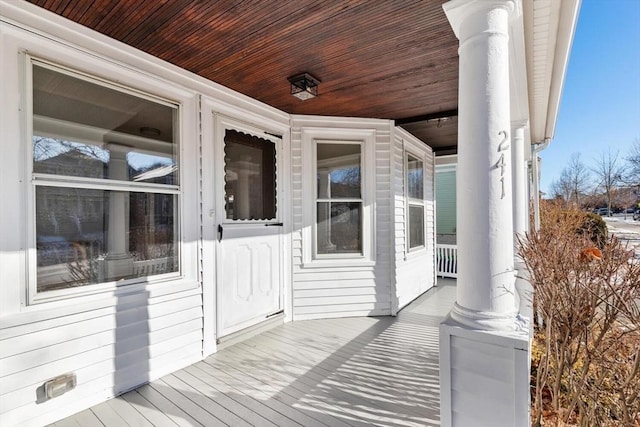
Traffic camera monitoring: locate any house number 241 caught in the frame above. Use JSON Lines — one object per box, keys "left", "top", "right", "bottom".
{"left": 496, "top": 130, "right": 509, "bottom": 199}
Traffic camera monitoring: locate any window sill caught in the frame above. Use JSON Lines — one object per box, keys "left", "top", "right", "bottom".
{"left": 24, "top": 273, "right": 196, "bottom": 310}
{"left": 405, "top": 246, "right": 427, "bottom": 260}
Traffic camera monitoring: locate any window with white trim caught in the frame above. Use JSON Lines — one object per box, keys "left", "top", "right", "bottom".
{"left": 406, "top": 153, "right": 425, "bottom": 250}
{"left": 30, "top": 60, "right": 180, "bottom": 295}
{"left": 315, "top": 142, "right": 363, "bottom": 257}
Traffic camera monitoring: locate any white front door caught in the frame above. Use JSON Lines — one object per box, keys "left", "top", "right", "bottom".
{"left": 215, "top": 118, "right": 283, "bottom": 338}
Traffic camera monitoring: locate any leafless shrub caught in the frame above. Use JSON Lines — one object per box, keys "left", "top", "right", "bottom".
{"left": 519, "top": 202, "right": 640, "bottom": 426}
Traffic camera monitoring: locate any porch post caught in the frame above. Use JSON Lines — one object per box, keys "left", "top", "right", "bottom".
{"left": 439, "top": 1, "right": 530, "bottom": 426}
{"left": 446, "top": 0, "right": 519, "bottom": 330}
{"left": 104, "top": 143, "right": 134, "bottom": 279}
{"left": 511, "top": 121, "right": 533, "bottom": 321}
{"left": 511, "top": 122, "right": 528, "bottom": 237}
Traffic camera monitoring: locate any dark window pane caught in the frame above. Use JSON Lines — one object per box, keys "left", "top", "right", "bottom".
{"left": 224, "top": 129, "right": 276, "bottom": 220}
{"left": 36, "top": 187, "right": 178, "bottom": 292}
{"left": 409, "top": 205, "right": 425, "bottom": 249}
{"left": 317, "top": 202, "right": 362, "bottom": 254}
{"left": 32, "top": 64, "right": 178, "bottom": 184}
{"left": 407, "top": 155, "right": 423, "bottom": 199}
{"left": 317, "top": 144, "right": 361, "bottom": 199}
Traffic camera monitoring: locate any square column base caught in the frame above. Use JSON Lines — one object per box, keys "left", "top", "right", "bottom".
{"left": 439, "top": 315, "right": 531, "bottom": 427}
{"left": 98, "top": 256, "right": 134, "bottom": 281}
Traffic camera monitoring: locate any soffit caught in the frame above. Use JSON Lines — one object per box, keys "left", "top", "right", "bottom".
{"left": 27, "top": 0, "right": 461, "bottom": 153}
{"left": 524, "top": 0, "right": 581, "bottom": 144}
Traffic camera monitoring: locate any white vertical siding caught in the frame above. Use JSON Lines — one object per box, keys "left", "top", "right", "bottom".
{"left": 290, "top": 116, "right": 393, "bottom": 320}
{"left": 392, "top": 128, "right": 436, "bottom": 311}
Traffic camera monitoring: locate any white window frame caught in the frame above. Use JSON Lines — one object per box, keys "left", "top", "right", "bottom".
{"left": 315, "top": 141, "right": 364, "bottom": 259}
{"left": 301, "top": 128, "right": 376, "bottom": 267}
{"left": 215, "top": 115, "right": 283, "bottom": 226}
{"left": 405, "top": 149, "right": 427, "bottom": 254}
{"left": 26, "top": 56, "right": 183, "bottom": 304}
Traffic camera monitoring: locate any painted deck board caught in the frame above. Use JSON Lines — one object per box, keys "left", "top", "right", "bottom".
{"left": 51, "top": 279, "right": 455, "bottom": 427}
{"left": 70, "top": 409, "right": 104, "bottom": 427}
{"left": 89, "top": 401, "right": 128, "bottom": 427}
{"left": 208, "top": 345, "right": 354, "bottom": 427}
{"left": 135, "top": 384, "right": 203, "bottom": 427}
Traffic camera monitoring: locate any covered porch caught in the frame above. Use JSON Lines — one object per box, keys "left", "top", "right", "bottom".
{"left": 50, "top": 279, "right": 456, "bottom": 427}
{"left": 0, "top": 1, "right": 581, "bottom": 425}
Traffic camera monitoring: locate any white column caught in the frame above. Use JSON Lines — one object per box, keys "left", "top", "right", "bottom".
{"left": 447, "top": 0, "right": 518, "bottom": 330}
{"left": 511, "top": 122, "right": 528, "bottom": 236}
{"left": 105, "top": 143, "right": 133, "bottom": 279}
{"left": 531, "top": 151, "right": 542, "bottom": 230}
{"left": 230, "top": 158, "right": 259, "bottom": 219}
{"left": 316, "top": 168, "right": 336, "bottom": 252}
{"left": 440, "top": 2, "right": 530, "bottom": 426}
{"left": 512, "top": 121, "right": 533, "bottom": 321}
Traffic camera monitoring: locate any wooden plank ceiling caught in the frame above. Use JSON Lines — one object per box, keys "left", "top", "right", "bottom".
{"left": 27, "top": 0, "right": 460, "bottom": 153}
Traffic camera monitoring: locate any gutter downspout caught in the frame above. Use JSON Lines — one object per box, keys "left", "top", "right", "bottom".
{"left": 530, "top": 138, "right": 550, "bottom": 230}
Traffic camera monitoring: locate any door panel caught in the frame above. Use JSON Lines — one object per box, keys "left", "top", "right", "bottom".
{"left": 219, "top": 225, "right": 280, "bottom": 335}
{"left": 216, "top": 121, "right": 282, "bottom": 338}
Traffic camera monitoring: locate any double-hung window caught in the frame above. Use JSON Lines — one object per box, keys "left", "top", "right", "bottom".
{"left": 315, "top": 142, "right": 363, "bottom": 257}
{"left": 406, "top": 153, "right": 425, "bottom": 250}
{"left": 30, "top": 60, "right": 180, "bottom": 298}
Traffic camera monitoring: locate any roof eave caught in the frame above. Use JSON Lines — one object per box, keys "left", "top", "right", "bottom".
{"left": 524, "top": 0, "right": 581, "bottom": 145}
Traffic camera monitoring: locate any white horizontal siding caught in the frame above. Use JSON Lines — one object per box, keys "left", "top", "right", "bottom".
{"left": 294, "top": 302, "right": 391, "bottom": 316}
{"left": 3, "top": 343, "right": 200, "bottom": 427}
{"left": 294, "top": 286, "right": 384, "bottom": 298}
{"left": 290, "top": 117, "right": 393, "bottom": 319}
{"left": 0, "top": 286, "right": 203, "bottom": 427}
{"left": 1, "top": 311, "right": 202, "bottom": 377}
{"left": 293, "top": 278, "right": 381, "bottom": 290}
{"left": 392, "top": 129, "right": 436, "bottom": 312}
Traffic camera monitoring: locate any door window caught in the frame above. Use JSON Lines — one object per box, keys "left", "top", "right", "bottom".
{"left": 223, "top": 129, "right": 276, "bottom": 220}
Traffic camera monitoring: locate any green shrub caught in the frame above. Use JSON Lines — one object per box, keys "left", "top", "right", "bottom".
{"left": 578, "top": 212, "right": 608, "bottom": 248}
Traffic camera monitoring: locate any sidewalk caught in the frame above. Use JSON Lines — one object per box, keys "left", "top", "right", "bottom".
{"left": 603, "top": 216, "right": 640, "bottom": 258}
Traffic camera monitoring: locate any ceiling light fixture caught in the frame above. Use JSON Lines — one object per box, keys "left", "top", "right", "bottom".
{"left": 288, "top": 73, "right": 320, "bottom": 101}
{"left": 140, "top": 126, "right": 161, "bottom": 137}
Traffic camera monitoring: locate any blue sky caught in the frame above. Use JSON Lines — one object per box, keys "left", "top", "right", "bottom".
{"left": 540, "top": 0, "right": 640, "bottom": 195}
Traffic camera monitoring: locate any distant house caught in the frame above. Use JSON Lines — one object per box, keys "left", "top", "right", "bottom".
{"left": 436, "top": 155, "right": 457, "bottom": 245}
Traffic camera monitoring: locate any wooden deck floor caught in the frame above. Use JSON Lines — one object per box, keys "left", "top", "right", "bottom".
{"left": 51, "top": 280, "right": 456, "bottom": 427}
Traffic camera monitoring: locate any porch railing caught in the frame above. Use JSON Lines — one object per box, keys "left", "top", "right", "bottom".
{"left": 132, "top": 257, "right": 176, "bottom": 276}
{"left": 436, "top": 244, "right": 458, "bottom": 278}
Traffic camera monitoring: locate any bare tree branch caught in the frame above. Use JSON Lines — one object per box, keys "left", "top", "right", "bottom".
{"left": 592, "top": 149, "right": 625, "bottom": 214}
{"left": 552, "top": 153, "right": 591, "bottom": 207}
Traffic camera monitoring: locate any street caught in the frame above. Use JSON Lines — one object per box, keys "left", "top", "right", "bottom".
{"left": 604, "top": 215, "right": 640, "bottom": 258}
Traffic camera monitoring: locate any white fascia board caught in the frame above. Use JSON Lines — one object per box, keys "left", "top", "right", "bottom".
{"left": 435, "top": 154, "right": 458, "bottom": 167}
{"left": 393, "top": 126, "right": 434, "bottom": 155}
{"left": 524, "top": 0, "right": 581, "bottom": 144}
{"left": 544, "top": 0, "right": 581, "bottom": 142}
